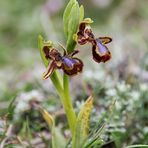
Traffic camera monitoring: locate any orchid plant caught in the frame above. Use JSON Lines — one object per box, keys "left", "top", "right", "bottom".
{"left": 38, "top": 0, "right": 112, "bottom": 147}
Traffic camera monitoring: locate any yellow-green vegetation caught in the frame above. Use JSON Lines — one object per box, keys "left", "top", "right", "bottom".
{"left": 0, "top": 0, "right": 148, "bottom": 147}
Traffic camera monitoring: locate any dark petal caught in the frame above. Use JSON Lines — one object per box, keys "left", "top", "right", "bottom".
{"left": 70, "top": 50, "right": 79, "bottom": 57}
{"left": 58, "top": 43, "right": 67, "bottom": 56}
{"left": 79, "top": 23, "right": 86, "bottom": 33}
{"left": 98, "top": 37, "right": 112, "bottom": 44}
{"left": 63, "top": 58, "right": 83, "bottom": 76}
{"left": 77, "top": 31, "right": 94, "bottom": 45}
{"left": 43, "top": 46, "right": 50, "bottom": 59}
{"left": 77, "top": 23, "right": 86, "bottom": 44}
{"left": 77, "top": 23, "right": 95, "bottom": 45}
{"left": 78, "top": 37, "right": 88, "bottom": 45}
{"left": 42, "top": 61, "right": 57, "bottom": 79}
{"left": 77, "top": 22, "right": 95, "bottom": 45}
{"left": 73, "top": 58, "right": 83, "bottom": 72}
{"left": 77, "top": 31, "right": 83, "bottom": 37}
{"left": 92, "top": 44, "right": 111, "bottom": 63}
{"left": 43, "top": 46, "right": 61, "bottom": 61}
{"left": 77, "top": 31, "right": 88, "bottom": 45}
{"left": 85, "top": 29, "right": 95, "bottom": 41}
{"left": 48, "top": 48, "right": 62, "bottom": 61}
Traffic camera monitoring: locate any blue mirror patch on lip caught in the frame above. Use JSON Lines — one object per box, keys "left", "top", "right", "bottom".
{"left": 62, "top": 57, "right": 75, "bottom": 68}
{"left": 96, "top": 39, "right": 107, "bottom": 54}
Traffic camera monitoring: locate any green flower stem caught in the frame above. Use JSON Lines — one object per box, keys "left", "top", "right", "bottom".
{"left": 63, "top": 74, "right": 70, "bottom": 100}
{"left": 63, "top": 74, "right": 76, "bottom": 135}
{"left": 50, "top": 71, "right": 63, "bottom": 95}
{"left": 50, "top": 71, "right": 76, "bottom": 136}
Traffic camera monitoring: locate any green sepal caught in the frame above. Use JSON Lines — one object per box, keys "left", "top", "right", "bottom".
{"left": 72, "top": 96, "right": 93, "bottom": 148}
{"left": 38, "top": 35, "right": 53, "bottom": 67}
{"left": 81, "top": 18, "right": 94, "bottom": 24}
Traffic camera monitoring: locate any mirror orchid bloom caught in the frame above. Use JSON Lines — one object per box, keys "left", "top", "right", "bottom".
{"left": 77, "top": 18, "right": 112, "bottom": 63}
{"left": 77, "top": 18, "right": 94, "bottom": 45}
{"left": 42, "top": 46, "right": 83, "bottom": 79}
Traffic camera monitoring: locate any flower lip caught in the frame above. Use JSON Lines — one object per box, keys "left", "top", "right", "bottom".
{"left": 96, "top": 38, "right": 108, "bottom": 55}
{"left": 43, "top": 46, "right": 51, "bottom": 59}
{"left": 63, "top": 58, "right": 83, "bottom": 76}
{"left": 92, "top": 38, "right": 111, "bottom": 63}
{"left": 92, "top": 47, "right": 111, "bottom": 63}
{"left": 62, "top": 57, "right": 76, "bottom": 70}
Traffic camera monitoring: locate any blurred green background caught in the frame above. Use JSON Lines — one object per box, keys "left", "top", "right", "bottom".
{"left": 0, "top": 0, "right": 148, "bottom": 147}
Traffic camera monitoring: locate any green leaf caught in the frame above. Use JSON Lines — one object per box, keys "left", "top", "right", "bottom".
{"left": 83, "top": 123, "right": 105, "bottom": 148}
{"left": 38, "top": 35, "right": 53, "bottom": 67}
{"left": 63, "top": 0, "right": 76, "bottom": 38}
{"left": 79, "top": 5, "right": 84, "bottom": 22}
{"left": 66, "top": 2, "right": 80, "bottom": 52}
{"left": 72, "top": 96, "right": 93, "bottom": 148}
{"left": 40, "top": 107, "right": 54, "bottom": 127}
{"left": 83, "top": 100, "right": 116, "bottom": 148}
{"left": 40, "top": 107, "right": 66, "bottom": 148}
{"left": 20, "top": 118, "right": 32, "bottom": 141}
{"left": 63, "top": 0, "right": 85, "bottom": 52}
